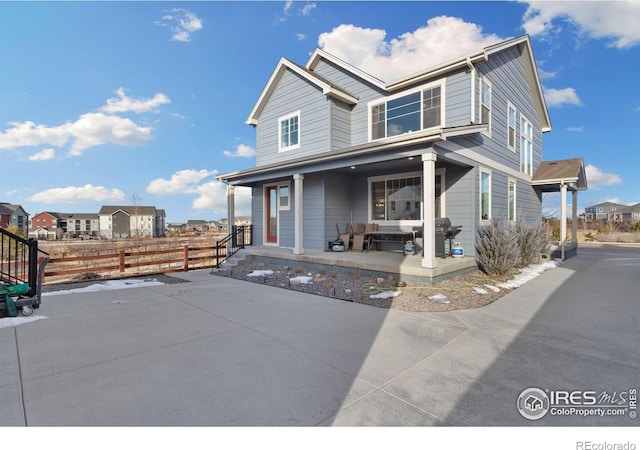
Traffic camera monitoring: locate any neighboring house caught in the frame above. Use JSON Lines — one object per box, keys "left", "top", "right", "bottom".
{"left": 30, "top": 211, "right": 70, "bottom": 239}
{"left": 584, "top": 201, "right": 627, "bottom": 221}
{"left": 66, "top": 213, "right": 100, "bottom": 239}
{"left": 187, "top": 220, "right": 207, "bottom": 232}
{"left": 218, "top": 35, "right": 586, "bottom": 268}
{"left": 99, "top": 205, "right": 165, "bottom": 239}
{"left": 618, "top": 203, "right": 640, "bottom": 222}
{"left": 0, "top": 202, "right": 29, "bottom": 234}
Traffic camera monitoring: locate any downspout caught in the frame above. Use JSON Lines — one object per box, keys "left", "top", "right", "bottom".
{"left": 467, "top": 57, "right": 476, "bottom": 124}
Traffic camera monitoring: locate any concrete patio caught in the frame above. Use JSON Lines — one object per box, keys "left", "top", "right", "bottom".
{"left": 226, "top": 245, "right": 478, "bottom": 283}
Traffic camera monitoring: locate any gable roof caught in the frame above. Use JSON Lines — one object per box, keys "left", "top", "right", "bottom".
{"left": 99, "top": 205, "right": 159, "bottom": 216}
{"left": 616, "top": 203, "right": 640, "bottom": 214}
{"left": 531, "top": 158, "right": 588, "bottom": 192}
{"left": 306, "top": 34, "right": 550, "bottom": 131}
{"left": 246, "top": 57, "right": 359, "bottom": 125}
{"left": 584, "top": 201, "right": 627, "bottom": 210}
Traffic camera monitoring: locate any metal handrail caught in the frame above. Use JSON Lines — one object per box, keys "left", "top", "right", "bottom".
{"left": 215, "top": 225, "right": 252, "bottom": 268}
{"left": 1, "top": 227, "right": 49, "bottom": 297}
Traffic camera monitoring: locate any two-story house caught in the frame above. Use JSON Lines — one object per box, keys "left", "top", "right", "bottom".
{"left": 0, "top": 202, "right": 29, "bottom": 235}
{"left": 584, "top": 201, "right": 627, "bottom": 221}
{"left": 219, "top": 35, "right": 586, "bottom": 273}
{"left": 99, "top": 205, "right": 166, "bottom": 239}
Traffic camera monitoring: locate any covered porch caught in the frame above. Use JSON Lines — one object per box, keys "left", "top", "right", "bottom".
{"left": 532, "top": 158, "right": 588, "bottom": 260}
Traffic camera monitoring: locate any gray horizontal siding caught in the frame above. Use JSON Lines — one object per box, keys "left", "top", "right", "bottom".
{"left": 445, "top": 69, "right": 472, "bottom": 127}
{"left": 256, "top": 70, "right": 329, "bottom": 167}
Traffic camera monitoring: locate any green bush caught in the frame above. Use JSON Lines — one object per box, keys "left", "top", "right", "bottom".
{"left": 476, "top": 219, "right": 550, "bottom": 276}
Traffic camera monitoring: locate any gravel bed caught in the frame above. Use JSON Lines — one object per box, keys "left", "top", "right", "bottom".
{"left": 215, "top": 261, "right": 520, "bottom": 312}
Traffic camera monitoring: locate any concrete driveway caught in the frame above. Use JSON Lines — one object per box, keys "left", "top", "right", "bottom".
{"left": 1, "top": 245, "right": 638, "bottom": 426}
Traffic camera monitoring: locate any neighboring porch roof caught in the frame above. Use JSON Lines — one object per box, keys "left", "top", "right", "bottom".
{"left": 531, "top": 157, "right": 588, "bottom": 192}
{"left": 218, "top": 123, "right": 487, "bottom": 185}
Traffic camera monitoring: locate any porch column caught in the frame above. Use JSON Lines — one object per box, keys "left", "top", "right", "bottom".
{"left": 422, "top": 152, "right": 437, "bottom": 269}
{"left": 560, "top": 183, "right": 567, "bottom": 260}
{"left": 293, "top": 173, "right": 304, "bottom": 255}
{"left": 572, "top": 190, "right": 578, "bottom": 244}
{"left": 226, "top": 183, "right": 235, "bottom": 233}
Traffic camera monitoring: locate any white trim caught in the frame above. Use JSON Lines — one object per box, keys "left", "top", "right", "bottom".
{"left": 367, "top": 79, "right": 445, "bottom": 142}
{"left": 520, "top": 113, "right": 533, "bottom": 176}
{"left": 278, "top": 111, "right": 301, "bottom": 152}
{"left": 480, "top": 76, "right": 492, "bottom": 137}
{"left": 508, "top": 177, "right": 517, "bottom": 221}
{"left": 479, "top": 167, "right": 492, "bottom": 223}
{"left": 367, "top": 170, "right": 424, "bottom": 226}
{"left": 507, "top": 102, "right": 517, "bottom": 152}
{"left": 278, "top": 182, "right": 291, "bottom": 211}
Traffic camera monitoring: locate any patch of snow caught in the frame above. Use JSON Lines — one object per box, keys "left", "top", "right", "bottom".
{"left": 0, "top": 315, "right": 48, "bottom": 329}
{"left": 497, "top": 260, "right": 561, "bottom": 289}
{"left": 428, "top": 294, "right": 450, "bottom": 304}
{"left": 43, "top": 279, "right": 165, "bottom": 296}
{"left": 473, "top": 287, "right": 488, "bottom": 295}
{"left": 290, "top": 276, "right": 313, "bottom": 284}
{"left": 485, "top": 285, "right": 500, "bottom": 292}
{"left": 369, "top": 290, "right": 401, "bottom": 299}
{"left": 247, "top": 270, "right": 274, "bottom": 277}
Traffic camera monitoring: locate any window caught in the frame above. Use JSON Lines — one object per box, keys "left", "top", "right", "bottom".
{"left": 279, "top": 184, "right": 290, "bottom": 210}
{"left": 508, "top": 103, "right": 517, "bottom": 151}
{"left": 370, "top": 172, "right": 422, "bottom": 222}
{"left": 278, "top": 112, "right": 300, "bottom": 151}
{"left": 520, "top": 116, "right": 533, "bottom": 175}
{"left": 369, "top": 84, "right": 442, "bottom": 140}
{"left": 480, "top": 169, "right": 491, "bottom": 221}
{"left": 480, "top": 78, "right": 492, "bottom": 135}
{"left": 508, "top": 179, "right": 516, "bottom": 221}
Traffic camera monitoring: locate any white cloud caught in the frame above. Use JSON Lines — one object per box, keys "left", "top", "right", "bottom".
{"left": 585, "top": 164, "right": 623, "bottom": 190}
{"left": 146, "top": 169, "right": 217, "bottom": 195}
{"left": 192, "top": 181, "right": 251, "bottom": 216}
{"left": 522, "top": 1, "right": 640, "bottom": 49}
{"left": 100, "top": 88, "right": 170, "bottom": 114}
{"left": 223, "top": 144, "right": 256, "bottom": 158}
{"left": 29, "top": 148, "right": 55, "bottom": 161}
{"left": 66, "top": 113, "right": 153, "bottom": 156}
{"left": 317, "top": 17, "right": 504, "bottom": 82}
{"left": 156, "top": 8, "right": 203, "bottom": 42}
{"left": 0, "top": 120, "right": 69, "bottom": 150}
{"left": 296, "top": 33, "right": 306, "bottom": 41}
{"left": 566, "top": 126, "right": 584, "bottom": 132}
{"left": 0, "top": 112, "right": 153, "bottom": 156}
{"left": 283, "top": 0, "right": 293, "bottom": 15}
{"left": 543, "top": 87, "right": 582, "bottom": 107}
{"left": 301, "top": 3, "right": 316, "bottom": 16}
{"left": 29, "top": 184, "right": 125, "bottom": 204}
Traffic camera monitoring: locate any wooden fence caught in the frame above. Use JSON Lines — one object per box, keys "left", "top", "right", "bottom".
{"left": 42, "top": 243, "right": 227, "bottom": 284}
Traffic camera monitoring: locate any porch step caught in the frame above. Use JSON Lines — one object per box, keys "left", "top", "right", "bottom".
{"left": 210, "top": 251, "right": 249, "bottom": 272}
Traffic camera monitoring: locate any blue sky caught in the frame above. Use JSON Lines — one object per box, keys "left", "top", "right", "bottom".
{"left": 1, "top": 1, "right": 639, "bottom": 223}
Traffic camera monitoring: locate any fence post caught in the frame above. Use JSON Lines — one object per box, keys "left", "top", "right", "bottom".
{"left": 119, "top": 250, "right": 125, "bottom": 273}
{"left": 183, "top": 245, "right": 189, "bottom": 271}
{"left": 215, "top": 240, "right": 220, "bottom": 268}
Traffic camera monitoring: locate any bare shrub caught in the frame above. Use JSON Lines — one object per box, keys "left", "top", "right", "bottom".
{"left": 476, "top": 219, "right": 520, "bottom": 276}
{"left": 515, "top": 220, "right": 549, "bottom": 266}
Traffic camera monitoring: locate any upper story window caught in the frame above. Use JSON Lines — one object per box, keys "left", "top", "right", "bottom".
{"left": 520, "top": 115, "right": 533, "bottom": 176}
{"left": 278, "top": 111, "right": 300, "bottom": 151}
{"left": 370, "top": 84, "right": 442, "bottom": 141}
{"left": 507, "top": 103, "right": 517, "bottom": 151}
{"left": 480, "top": 77, "right": 492, "bottom": 136}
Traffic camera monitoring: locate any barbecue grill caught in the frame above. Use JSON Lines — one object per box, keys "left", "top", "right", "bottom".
{"left": 435, "top": 218, "right": 463, "bottom": 258}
